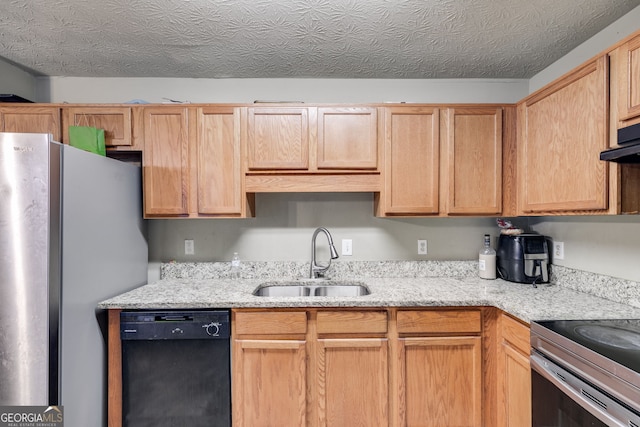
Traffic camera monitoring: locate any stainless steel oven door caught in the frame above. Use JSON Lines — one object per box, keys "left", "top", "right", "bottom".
{"left": 531, "top": 351, "right": 640, "bottom": 427}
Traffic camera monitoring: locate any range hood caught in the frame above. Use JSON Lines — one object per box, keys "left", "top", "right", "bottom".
{"left": 600, "top": 122, "right": 640, "bottom": 163}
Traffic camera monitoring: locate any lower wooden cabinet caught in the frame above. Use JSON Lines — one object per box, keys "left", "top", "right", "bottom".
{"left": 396, "top": 310, "right": 483, "bottom": 427}
{"left": 232, "top": 308, "right": 488, "bottom": 427}
{"left": 496, "top": 312, "right": 531, "bottom": 427}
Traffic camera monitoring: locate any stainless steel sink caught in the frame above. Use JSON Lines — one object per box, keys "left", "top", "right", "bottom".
{"left": 252, "top": 281, "right": 370, "bottom": 297}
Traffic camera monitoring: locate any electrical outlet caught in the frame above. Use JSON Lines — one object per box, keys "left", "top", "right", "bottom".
{"left": 184, "top": 239, "right": 195, "bottom": 255}
{"left": 342, "top": 239, "right": 353, "bottom": 256}
{"left": 554, "top": 241, "right": 564, "bottom": 260}
{"left": 418, "top": 239, "right": 428, "bottom": 255}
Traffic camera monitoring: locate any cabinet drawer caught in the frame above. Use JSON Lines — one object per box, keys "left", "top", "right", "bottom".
{"left": 397, "top": 310, "right": 481, "bottom": 334}
{"left": 234, "top": 311, "right": 307, "bottom": 335}
{"left": 317, "top": 311, "right": 387, "bottom": 334}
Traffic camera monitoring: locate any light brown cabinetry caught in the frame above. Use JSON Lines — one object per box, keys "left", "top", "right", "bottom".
{"left": 496, "top": 313, "right": 531, "bottom": 427}
{"left": 441, "top": 107, "right": 503, "bottom": 215}
{"left": 244, "top": 105, "right": 381, "bottom": 193}
{"left": 233, "top": 311, "right": 308, "bottom": 427}
{"left": 0, "top": 106, "right": 61, "bottom": 140}
{"left": 142, "top": 107, "right": 190, "bottom": 216}
{"left": 141, "top": 105, "right": 252, "bottom": 218}
{"left": 517, "top": 56, "right": 609, "bottom": 214}
{"left": 316, "top": 311, "right": 389, "bottom": 427}
{"left": 395, "top": 310, "right": 483, "bottom": 427}
{"left": 611, "top": 33, "right": 640, "bottom": 128}
{"left": 195, "top": 107, "right": 245, "bottom": 215}
{"left": 63, "top": 106, "right": 137, "bottom": 150}
{"left": 377, "top": 106, "right": 440, "bottom": 215}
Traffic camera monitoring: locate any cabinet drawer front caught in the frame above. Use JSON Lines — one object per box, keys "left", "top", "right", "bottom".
{"left": 235, "top": 311, "right": 307, "bottom": 335}
{"left": 317, "top": 311, "right": 387, "bottom": 334}
{"left": 397, "top": 310, "right": 481, "bottom": 334}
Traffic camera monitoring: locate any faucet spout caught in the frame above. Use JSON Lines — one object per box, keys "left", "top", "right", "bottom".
{"left": 310, "top": 227, "right": 339, "bottom": 279}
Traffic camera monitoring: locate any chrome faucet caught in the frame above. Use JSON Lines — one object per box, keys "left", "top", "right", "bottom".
{"left": 309, "top": 227, "right": 339, "bottom": 279}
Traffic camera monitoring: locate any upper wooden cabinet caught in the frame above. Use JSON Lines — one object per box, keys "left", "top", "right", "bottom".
{"left": 316, "top": 107, "right": 378, "bottom": 170}
{"left": 63, "top": 106, "right": 138, "bottom": 150}
{"left": 0, "top": 106, "right": 61, "bottom": 141}
{"left": 377, "top": 106, "right": 440, "bottom": 216}
{"left": 518, "top": 56, "right": 609, "bottom": 214}
{"left": 246, "top": 105, "right": 379, "bottom": 172}
{"left": 611, "top": 33, "right": 640, "bottom": 128}
{"left": 142, "top": 106, "right": 252, "bottom": 218}
{"left": 247, "top": 106, "right": 309, "bottom": 170}
{"left": 142, "top": 107, "right": 190, "bottom": 217}
{"left": 441, "top": 107, "right": 503, "bottom": 215}
{"left": 196, "top": 107, "right": 245, "bottom": 216}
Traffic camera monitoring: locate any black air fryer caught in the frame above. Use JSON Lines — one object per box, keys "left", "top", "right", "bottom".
{"left": 496, "top": 233, "right": 550, "bottom": 284}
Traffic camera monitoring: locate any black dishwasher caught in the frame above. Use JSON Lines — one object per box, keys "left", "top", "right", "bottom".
{"left": 120, "top": 310, "right": 231, "bottom": 427}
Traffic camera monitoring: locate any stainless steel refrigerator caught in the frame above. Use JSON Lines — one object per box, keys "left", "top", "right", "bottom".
{"left": 0, "top": 132, "right": 148, "bottom": 426}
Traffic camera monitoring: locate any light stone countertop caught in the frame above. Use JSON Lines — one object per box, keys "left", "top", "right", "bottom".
{"left": 98, "top": 261, "right": 640, "bottom": 324}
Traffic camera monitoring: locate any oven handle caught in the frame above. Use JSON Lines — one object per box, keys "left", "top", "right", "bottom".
{"left": 530, "top": 352, "right": 632, "bottom": 427}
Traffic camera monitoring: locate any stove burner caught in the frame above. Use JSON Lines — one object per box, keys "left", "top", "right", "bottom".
{"left": 574, "top": 325, "right": 640, "bottom": 350}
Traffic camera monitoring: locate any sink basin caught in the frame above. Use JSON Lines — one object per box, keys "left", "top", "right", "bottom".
{"left": 252, "top": 281, "right": 370, "bottom": 297}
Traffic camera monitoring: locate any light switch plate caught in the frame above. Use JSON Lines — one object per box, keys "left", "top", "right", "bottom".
{"left": 185, "top": 239, "right": 195, "bottom": 255}
{"left": 342, "top": 239, "right": 353, "bottom": 256}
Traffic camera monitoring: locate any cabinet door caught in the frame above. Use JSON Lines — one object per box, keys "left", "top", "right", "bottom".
{"left": 398, "top": 336, "right": 482, "bottom": 427}
{"left": 317, "top": 107, "right": 378, "bottom": 170}
{"left": 519, "top": 56, "right": 608, "bottom": 213}
{"left": 64, "top": 107, "right": 134, "bottom": 148}
{"left": 142, "top": 107, "right": 189, "bottom": 216}
{"left": 196, "top": 107, "right": 242, "bottom": 215}
{"left": 0, "top": 106, "right": 61, "bottom": 141}
{"left": 382, "top": 107, "right": 440, "bottom": 215}
{"left": 497, "top": 314, "right": 531, "bottom": 427}
{"left": 444, "top": 107, "right": 502, "bottom": 215}
{"left": 247, "top": 107, "right": 309, "bottom": 170}
{"left": 233, "top": 339, "right": 307, "bottom": 427}
{"left": 317, "top": 338, "right": 388, "bottom": 427}
{"left": 614, "top": 34, "right": 640, "bottom": 126}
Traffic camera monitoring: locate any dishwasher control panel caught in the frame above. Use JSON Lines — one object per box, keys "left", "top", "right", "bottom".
{"left": 120, "top": 310, "right": 230, "bottom": 340}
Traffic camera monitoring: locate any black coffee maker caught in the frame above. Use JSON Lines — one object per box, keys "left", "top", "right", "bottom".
{"left": 496, "top": 233, "right": 550, "bottom": 284}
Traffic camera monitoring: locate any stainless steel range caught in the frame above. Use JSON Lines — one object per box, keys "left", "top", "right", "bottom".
{"left": 531, "top": 319, "right": 640, "bottom": 427}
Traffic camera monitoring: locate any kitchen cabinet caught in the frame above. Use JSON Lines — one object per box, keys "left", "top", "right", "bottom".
{"left": 377, "top": 106, "right": 440, "bottom": 215}
{"left": 247, "top": 106, "right": 310, "bottom": 170}
{"left": 232, "top": 309, "right": 388, "bottom": 427}
{"left": 232, "top": 311, "right": 308, "bottom": 427}
{"left": 441, "top": 107, "right": 503, "bottom": 215}
{"left": 611, "top": 32, "right": 640, "bottom": 128}
{"left": 0, "top": 106, "right": 61, "bottom": 140}
{"left": 315, "top": 311, "right": 389, "bottom": 427}
{"left": 518, "top": 56, "right": 609, "bottom": 214}
{"left": 195, "top": 106, "right": 248, "bottom": 216}
{"left": 395, "top": 309, "right": 483, "bottom": 427}
{"left": 496, "top": 313, "right": 531, "bottom": 427}
{"left": 244, "top": 105, "right": 381, "bottom": 193}
{"left": 62, "top": 106, "right": 137, "bottom": 150}
{"left": 141, "top": 106, "right": 190, "bottom": 217}
{"left": 141, "top": 105, "right": 252, "bottom": 218}
{"left": 608, "top": 37, "right": 640, "bottom": 215}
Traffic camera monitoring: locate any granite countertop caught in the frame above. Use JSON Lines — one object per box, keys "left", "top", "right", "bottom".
{"left": 98, "top": 261, "right": 640, "bottom": 324}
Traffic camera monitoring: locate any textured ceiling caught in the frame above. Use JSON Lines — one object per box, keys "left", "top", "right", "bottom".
{"left": 1, "top": 0, "right": 639, "bottom": 79}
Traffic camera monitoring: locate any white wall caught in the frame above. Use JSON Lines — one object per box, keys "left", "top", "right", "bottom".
{"left": 148, "top": 193, "right": 504, "bottom": 264}
{"left": 530, "top": 216, "right": 640, "bottom": 282}
{"left": 0, "top": 58, "right": 37, "bottom": 101}
{"left": 36, "top": 77, "right": 528, "bottom": 104}
{"left": 529, "top": 4, "right": 640, "bottom": 93}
